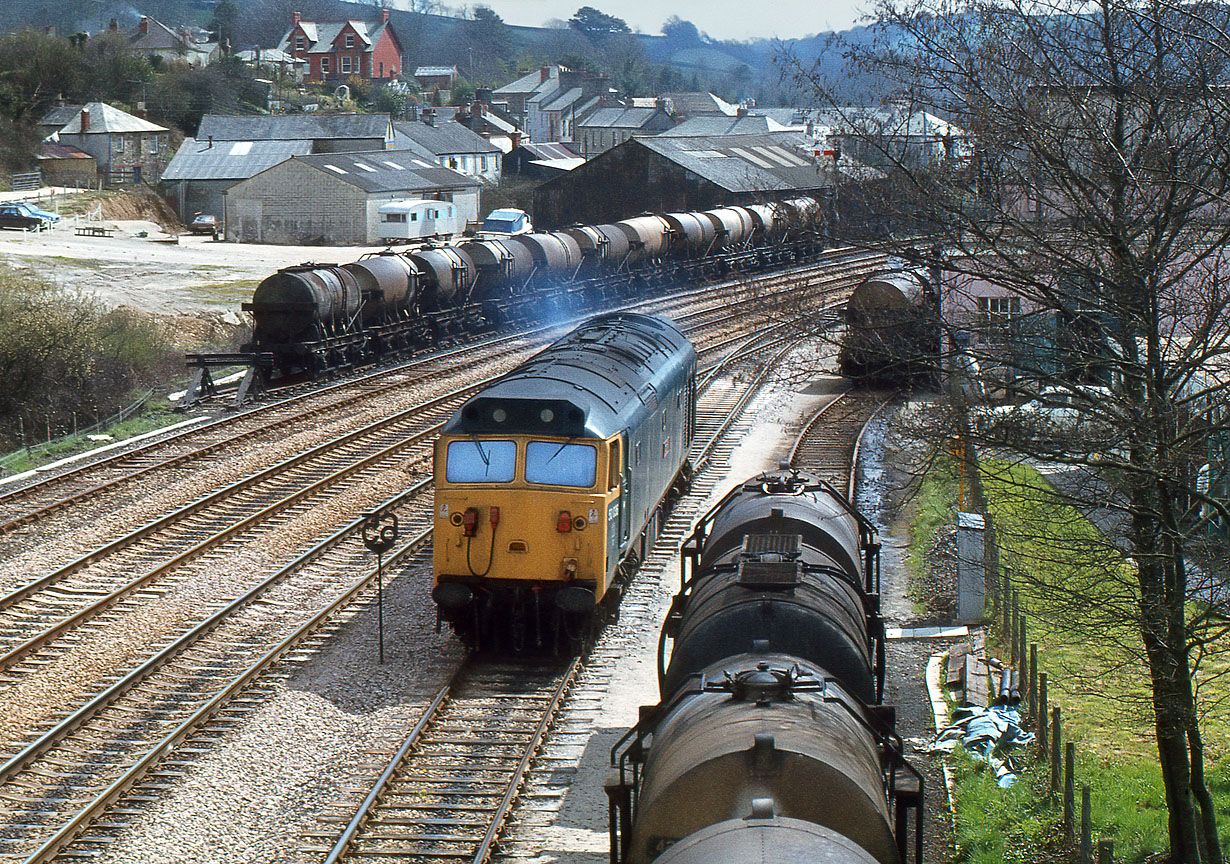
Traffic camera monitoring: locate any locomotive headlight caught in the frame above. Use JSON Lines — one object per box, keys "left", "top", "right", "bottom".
{"left": 492, "top": 408, "right": 507, "bottom": 423}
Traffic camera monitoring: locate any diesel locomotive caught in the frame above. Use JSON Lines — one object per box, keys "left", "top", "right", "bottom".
{"left": 608, "top": 469, "right": 922, "bottom": 864}
{"left": 432, "top": 313, "right": 696, "bottom": 652}
{"left": 236, "top": 198, "right": 821, "bottom": 383}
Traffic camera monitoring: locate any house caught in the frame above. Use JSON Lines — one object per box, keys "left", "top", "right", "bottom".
{"left": 276, "top": 9, "right": 402, "bottom": 83}
{"left": 393, "top": 112, "right": 502, "bottom": 184}
{"left": 196, "top": 114, "right": 394, "bottom": 153}
{"left": 576, "top": 105, "right": 676, "bottom": 158}
{"left": 414, "top": 66, "right": 460, "bottom": 91}
{"left": 492, "top": 65, "right": 612, "bottom": 144}
{"left": 224, "top": 150, "right": 482, "bottom": 245}
{"left": 658, "top": 92, "right": 738, "bottom": 119}
{"left": 35, "top": 143, "right": 97, "bottom": 188}
{"left": 161, "top": 137, "right": 313, "bottom": 222}
{"left": 128, "top": 16, "right": 218, "bottom": 67}
{"left": 455, "top": 96, "right": 524, "bottom": 153}
{"left": 532, "top": 132, "right": 828, "bottom": 230}
{"left": 42, "top": 102, "right": 171, "bottom": 185}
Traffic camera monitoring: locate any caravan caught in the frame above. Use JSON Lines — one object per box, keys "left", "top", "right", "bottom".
{"left": 378, "top": 199, "right": 463, "bottom": 243}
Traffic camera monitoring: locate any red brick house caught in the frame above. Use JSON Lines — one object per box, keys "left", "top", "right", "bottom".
{"left": 276, "top": 9, "right": 402, "bottom": 83}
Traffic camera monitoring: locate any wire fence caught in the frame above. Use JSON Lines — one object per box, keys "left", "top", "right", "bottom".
{"left": 0, "top": 389, "right": 155, "bottom": 475}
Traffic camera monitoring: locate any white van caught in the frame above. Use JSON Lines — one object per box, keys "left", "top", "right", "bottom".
{"left": 378, "top": 200, "right": 463, "bottom": 243}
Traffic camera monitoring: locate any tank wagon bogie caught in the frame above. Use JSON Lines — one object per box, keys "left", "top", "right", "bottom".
{"left": 231, "top": 197, "right": 822, "bottom": 388}
{"left": 608, "top": 468, "right": 923, "bottom": 864}
{"left": 432, "top": 313, "right": 697, "bottom": 653}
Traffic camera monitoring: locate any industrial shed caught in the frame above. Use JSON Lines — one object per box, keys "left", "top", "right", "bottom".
{"left": 532, "top": 132, "right": 829, "bottom": 229}
{"left": 161, "top": 137, "right": 312, "bottom": 223}
{"left": 223, "top": 150, "right": 481, "bottom": 245}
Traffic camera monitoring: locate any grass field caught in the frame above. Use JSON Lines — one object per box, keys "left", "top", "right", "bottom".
{"left": 908, "top": 456, "right": 1229, "bottom": 862}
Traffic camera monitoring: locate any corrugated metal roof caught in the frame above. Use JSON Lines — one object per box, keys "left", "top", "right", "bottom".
{"left": 294, "top": 151, "right": 482, "bottom": 193}
{"left": 197, "top": 113, "right": 390, "bottom": 141}
{"left": 392, "top": 120, "right": 501, "bottom": 155}
{"left": 55, "top": 102, "right": 168, "bottom": 134}
{"left": 36, "top": 143, "right": 94, "bottom": 160}
{"left": 635, "top": 132, "right": 826, "bottom": 193}
{"left": 162, "top": 137, "right": 311, "bottom": 181}
{"left": 415, "top": 66, "right": 458, "bottom": 77}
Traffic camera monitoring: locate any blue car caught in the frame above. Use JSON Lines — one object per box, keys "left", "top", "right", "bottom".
{"left": 11, "top": 201, "right": 61, "bottom": 223}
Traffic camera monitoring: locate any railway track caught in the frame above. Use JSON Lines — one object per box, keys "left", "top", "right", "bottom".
{"left": 789, "top": 389, "right": 898, "bottom": 497}
{"left": 306, "top": 316, "right": 811, "bottom": 864}
{"left": 0, "top": 250, "right": 881, "bottom": 542}
{"left": 0, "top": 255, "right": 883, "bottom": 863}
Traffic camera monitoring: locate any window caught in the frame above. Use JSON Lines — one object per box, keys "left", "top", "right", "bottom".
{"left": 608, "top": 440, "right": 621, "bottom": 490}
{"left": 112, "top": 135, "right": 124, "bottom": 153}
{"left": 320, "top": 56, "right": 330, "bottom": 73}
{"left": 147, "top": 135, "right": 160, "bottom": 154}
{"left": 341, "top": 55, "right": 352, "bottom": 74}
{"left": 295, "top": 36, "right": 305, "bottom": 50}
{"left": 526, "top": 441, "right": 597, "bottom": 487}
{"left": 382, "top": 212, "right": 405, "bottom": 223}
{"left": 344, "top": 34, "right": 354, "bottom": 48}
{"left": 445, "top": 439, "right": 516, "bottom": 483}
{"left": 977, "top": 296, "right": 1021, "bottom": 335}
{"left": 410, "top": 212, "right": 418, "bottom": 221}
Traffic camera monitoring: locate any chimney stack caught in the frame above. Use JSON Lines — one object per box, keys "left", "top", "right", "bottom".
{"left": 291, "top": 10, "right": 301, "bottom": 25}
{"left": 80, "top": 107, "right": 90, "bottom": 133}
{"left": 109, "top": 18, "right": 118, "bottom": 31}
{"left": 139, "top": 16, "right": 149, "bottom": 35}
{"left": 540, "top": 65, "right": 550, "bottom": 83}
{"left": 380, "top": 7, "right": 390, "bottom": 23}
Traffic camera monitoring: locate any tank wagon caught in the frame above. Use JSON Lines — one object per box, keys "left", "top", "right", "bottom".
{"left": 607, "top": 469, "right": 922, "bottom": 864}
{"left": 235, "top": 198, "right": 820, "bottom": 383}
{"left": 839, "top": 268, "right": 940, "bottom": 382}
{"left": 432, "top": 313, "right": 696, "bottom": 652}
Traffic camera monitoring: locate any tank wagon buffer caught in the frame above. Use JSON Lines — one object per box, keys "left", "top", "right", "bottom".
{"left": 839, "top": 268, "right": 942, "bottom": 383}
{"left": 606, "top": 469, "right": 923, "bottom": 864}
{"left": 432, "top": 313, "right": 697, "bottom": 653}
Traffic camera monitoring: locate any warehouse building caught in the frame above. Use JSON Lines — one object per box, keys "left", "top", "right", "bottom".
{"left": 532, "top": 132, "right": 829, "bottom": 229}
{"left": 223, "top": 151, "right": 480, "bottom": 245}
{"left": 161, "top": 138, "right": 312, "bottom": 224}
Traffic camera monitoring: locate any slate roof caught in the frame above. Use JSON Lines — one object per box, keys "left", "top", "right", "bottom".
{"left": 39, "top": 105, "right": 85, "bottom": 129}
{"left": 494, "top": 68, "right": 555, "bottom": 95}
{"left": 658, "top": 115, "right": 786, "bottom": 137}
{"left": 579, "top": 107, "right": 667, "bottom": 130}
{"left": 660, "top": 92, "right": 737, "bottom": 116}
{"left": 276, "top": 18, "right": 396, "bottom": 55}
{"left": 392, "top": 120, "right": 501, "bottom": 156}
{"left": 292, "top": 151, "right": 482, "bottom": 193}
{"left": 54, "top": 102, "right": 168, "bottom": 135}
{"left": 634, "top": 133, "right": 826, "bottom": 193}
{"left": 196, "top": 114, "right": 391, "bottom": 141}
{"left": 162, "top": 138, "right": 311, "bottom": 181}
{"left": 130, "top": 17, "right": 194, "bottom": 52}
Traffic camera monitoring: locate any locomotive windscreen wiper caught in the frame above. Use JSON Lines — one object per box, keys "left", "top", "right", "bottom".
{"left": 470, "top": 434, "right": 491, "bottom": 471}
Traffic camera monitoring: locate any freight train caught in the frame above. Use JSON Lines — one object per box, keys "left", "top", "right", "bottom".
{"left": 608, "top": 469, "right": 923, "bottom": 864}
{"left": 839, "top": 266, "right": 941, "bottom": 382}
{"left": 432, "top": 312, "right": 696, "bottom": 653}
{"left": 236, "top": 198, "right": 821, "bottom": 383}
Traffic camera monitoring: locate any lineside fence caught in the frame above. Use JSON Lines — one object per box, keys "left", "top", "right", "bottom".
{"left": 958, "top": 428, "right": 1119, "bottom": 864}
{"left": 0, "top": 389, "right": 155, "bottom": 476}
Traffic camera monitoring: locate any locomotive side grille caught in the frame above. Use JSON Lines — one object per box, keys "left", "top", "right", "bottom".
{"left": 742, "top": 533, "right": 802, "bottom": 557}
{"left": 735, "top": 561, "right": 802, "bottom": 590}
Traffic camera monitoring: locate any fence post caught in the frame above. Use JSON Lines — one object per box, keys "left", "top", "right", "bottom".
{"left": 1038, "top": 672, "right": 1048, "bottom": 753}
{"left": 1097, "top": 838, "right": 1113, "bottom": 864}
{"left": 1064, "top": 742, "right": 1076, "bottom": 843}
{"left": 1018, "top": 614, "right": 1026, "bottom": 678}
{"left": 1081, "top": 785, "right": 1092, "bottom": 864}
{"left": 1029, "top": 642, "right": 1037, "bottom": 719}
{"left": 1012, "top": 590, "right": 1021, "bottom": 662}
{"left": 1050, "top": 706, "right": 1062, "bottom": 795}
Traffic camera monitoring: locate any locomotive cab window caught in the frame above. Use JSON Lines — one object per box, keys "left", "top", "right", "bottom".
{"left": 445, "top": 439, "right": 515, "bottom": 483}
{"left": 525, "top": 441, "right": 596, "bottom": 488}
{"left": 608, "top": 440, "right": 622, "bottom": 491}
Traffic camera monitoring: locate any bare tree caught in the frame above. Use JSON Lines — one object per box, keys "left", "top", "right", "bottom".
{"left": 786, "top": 0, "right": 1230, "bottom": 860}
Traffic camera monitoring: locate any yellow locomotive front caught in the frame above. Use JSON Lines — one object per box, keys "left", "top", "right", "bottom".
{"left": 433, "top": 429, "right": 624, "bottom": 651}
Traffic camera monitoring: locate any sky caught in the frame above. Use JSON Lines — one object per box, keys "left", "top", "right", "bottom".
{"left": 447, "top": 0, "right": 870, "bottom": 41}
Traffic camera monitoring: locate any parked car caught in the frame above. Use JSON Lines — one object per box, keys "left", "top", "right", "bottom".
{"left": 0, "top": 204, "right": 50, "bottom": 230}
{"left": 10, "top": 201, "right": 60, "bottom": 223}
{"left": 188, "top": 213, "right": 220, "bottom": 239}
{"left": 478, "top": 208, "right": 532, "bottom": 236}
{"left": 977, "top": 384, "right": 1115, "bottom": 441}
